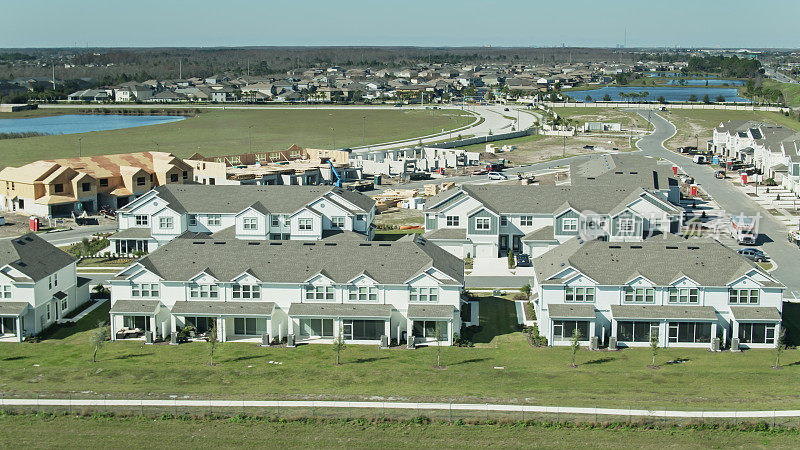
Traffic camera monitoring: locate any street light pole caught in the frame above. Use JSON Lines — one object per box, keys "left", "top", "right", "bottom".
{"left": 77, "top": 137, "right": 82, "bottom": 157}
{"left": 248, "top": 125, "right": 253, "bottom": 153}
{"left": 362, "top": 116, "right": 366, "bottom": 146}
{"left": 331, "top": 127, "right": 335, "bottom": 150}
{"left": 153, "top": 141, "right": 159, "bottom": 152}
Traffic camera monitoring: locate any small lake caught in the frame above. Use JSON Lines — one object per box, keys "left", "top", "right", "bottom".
{"left": 566, "top": 86, "right": 751, "bottom": 103}
{"left": 0, "top": 114, "right": 185, "bottom": 135}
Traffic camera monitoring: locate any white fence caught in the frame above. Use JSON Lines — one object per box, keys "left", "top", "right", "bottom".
{"left": 543, "top": 102, "right": 787, "bottom": 112}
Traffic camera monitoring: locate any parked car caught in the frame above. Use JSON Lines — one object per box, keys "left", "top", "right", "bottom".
{"left": 515, "top": 253, "right": 531, "bottom": 267}
{"left": 394, "top": 103, "right": 403, "bottom": 107}
{"left": 488, "top": 172, "right": 508, "bottom": 180}
{"left": 737, "top": 248, "right": 768, "bottom": 262}
{"left": 693, "top": 155, "right": 707, "bottom": 164}
{"left": 503, "top": 107, "right": 510, "bottom": 111}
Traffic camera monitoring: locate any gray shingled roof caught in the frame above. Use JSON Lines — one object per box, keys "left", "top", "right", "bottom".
{"left": 570, "top": 154, "right": 678, "bottom": 191}
{"left": 110, "top": 299, "right": 163, "bottom": 314}
{"left": 610, "top": 305, "right": 717, "bottom": 320}
{"left": 535, "top": 239, "right": 782, "bottom": 288}
{"left": 171, "top": 300, "right": 275, "bottom": 316}
{"left": 0, "top": 233, "right": 76, "bottom": 282}
{"left": 0, "top": 302, "right": 29, "bottom": 316}
{"left": 407, "top": 304, "right": 455, "bottom": 319}
{"left": 109, "top": 227, "right": 153, "bottom": 240}
{"left": 730, "top": 306, "right": 781, "bottom": 321}
{"left": 287, "top": 302, "right": 393, "bottom": 318}
{"left": 462, "top": 184, "right": 649, "bottom": 215}
{"left": 547, "top": 304, "right": 596, "bottom": 319}
{"left": 523, "top": 226, "right": 555, "bottom": 241}
{"left": 134, "top": 236, "right": 463, "bottom": 285}
{"left": 139, "top": 184, "right": 374, "bottom": 215}
{"left": 423, "top": 228, "right": 467, "bottom": 240}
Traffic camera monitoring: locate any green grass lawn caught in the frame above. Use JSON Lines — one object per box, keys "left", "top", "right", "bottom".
{"left": 2, "top": 298, "right": 800, "bottom": 411}
{"left": 0, "top": 108, "right": 475, "bottom": 169}
{"left": 3, "top": 414, "right": 800, "bottom": 448}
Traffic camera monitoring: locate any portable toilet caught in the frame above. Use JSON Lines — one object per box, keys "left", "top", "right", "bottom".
{"left": 741, "top": 173, "right": 748, "bottom": 184}
{"left": 689, "top": 184, "right": 698, "bottom": 196}
{"left": 672, "top": 165, "right": 678, "bottom": 175}
{"left": 712, "top": 155, "right": 720, "bottom": 165}
{"left": 28, "top": 216, "right": 39, "bottom": 232}
{"left": 373, "top": 175, "right": 381, "bottom": 187}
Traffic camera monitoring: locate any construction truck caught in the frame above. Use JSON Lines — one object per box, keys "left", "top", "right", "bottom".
{"left": 729, "top": 216, "right": 757, "bottom": 245}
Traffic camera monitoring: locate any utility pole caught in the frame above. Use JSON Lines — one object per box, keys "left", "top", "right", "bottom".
{"left": 52, "top": 64, "right": 56, "bottom": 90}
{"left": 248, "top": 125, "right": 253, "bottom": 153}
{"left": 153, "top": 141, "right": 159, "bottom": 152}
{"left": 362, "top": 116, "right": 366, "bottom": 146}
{"left": 77, "top": 137, "right": 82, "bottom": 157}
{"left": 331, "top": 127, "right": 335, "bottom": 150}
{"left": 179, "top": 59, "right": 182, "bottom": 79}
{"left": 563, "top": 135, "right": 566, "bottom": 157}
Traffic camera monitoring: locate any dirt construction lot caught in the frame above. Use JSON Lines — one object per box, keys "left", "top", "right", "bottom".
{"left": 503, "top": 133, "right": 636, "bottom": 165}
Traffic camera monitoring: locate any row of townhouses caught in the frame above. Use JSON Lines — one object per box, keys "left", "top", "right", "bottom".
{"left": 531, "top": 238, "right": 785, "bottom": 350}
{"left": 108, "top": 236, "right": 464, "bottom": 346}
{"left": 711, "top": 120, "right": 800, "bottom": 194}
{"left": 108, "top": 184, "right": 376, "bottom": 254}
{"left": 422, "top": 155, "right": 681, "bottom": 258}
{"left": 0, "top": 234, "right": 90, "bottom": 342}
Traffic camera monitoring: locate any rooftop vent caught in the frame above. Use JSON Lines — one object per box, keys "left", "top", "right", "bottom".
{"left": 615, "top": 171, "right": 624, "bottom": 174}
{"left": 630, "top": 245, "right": 642, "bottom": 249}
{"left": 687, "top": 246, "right": 700, "bottom": 250}
{"left": 324, "top": 242, "right": 337, "bottom": 246}
{"left": 247, "top": 242, "right": 261, "bottom": 246}
{"left": 192, "top": 241, "right": 206, "bottom": 244}
{"left": 666, "top": 245, "right": 679, "bottom": 249}
{"left": 609, "top": 245, "right": 622, "bottom": 249}
{"left": 630, "top": 171, "right": 638, "bottom": 175}
{"left": 16, "top": 262, "right": 26, "bottom": 267}
{"left": 213, "top": 241, "right": 226, "bottom": 245}
{"left": 378, "top": 243, "right": 391, "bottom": 247}
{"left": 269, "top": 242, "right": 283, "bottom": 246}
{"left": 359, "top": 243, "right": 372, "bottom": 246}
{"left": 303, "top": 242, "right": 316, "bottom": 246}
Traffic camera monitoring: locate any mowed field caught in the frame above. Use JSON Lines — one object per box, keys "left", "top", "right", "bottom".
{"left": 0, "top": 108, "right": 475, "bottom": 169}
{"left": 659, "top": 109, "right": 800, "bottom": 150}
{"left": 2, "top": 299, "right": 800, "bottom": 411}
{"left": 3, "top": 414, "right": 800, "bottom": 449}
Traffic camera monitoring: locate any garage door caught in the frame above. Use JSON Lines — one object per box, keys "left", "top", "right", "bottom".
{"left": 474, "top": 243, "right": 496, "bottom": 258}
{"left": 437, "top": 243, "right": 464, "bottom": 258}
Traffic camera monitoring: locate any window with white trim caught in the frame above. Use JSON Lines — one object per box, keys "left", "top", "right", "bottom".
{"left": 475, "top": 217, "right": 490, "bottom": 230}
{"left": 618, "top": 218, "right": 635, "bottom": 234}
{"left": 189, "top": 283, "right": 218, "bottom": 299}
{"left": 299, "top": 218, "right": 313, "bottom": 231}
{"left": 207, "top": 215, "right": 221, "bottom": 226}
{"left": 349, "top": 286, "right": 377, "bottom": 302}
{"left": 53, "top": 273, "right": 57, "bottom": 287}
{"left": 331, "top": 216, "right": 345, "bottom": 228}
{"left": 500, "top": 215, "right": 508, "bottom": 226}
{"left": 132, "top": 283, "right": 159, "bottom": 297}
{"left": 135, "top": 215, "right": 149, "bottom": 226}
{"left": 565, "top": 287, "right": 595, "bottom": 302}
{"left": 0, "top": 285, "right": 10, "bottom": 298}
{"left": 729, "top": 288, "right": 759, "bottom": 304}
{"left": 668, "top": 287, "right": 699, "bottom": 304}
{"left": 306, "top": 285, "right": 334, "bottom": 301}
{"left": 61, "top": 297, "right": 68, "bottom": 311}
{"left": 243, "top": 218, "right": 258, "bottom": 230}
{"left": 159, "top": 217, "right": 173, "bottom": 229}
{"left": 562, "top": 218, "right": 578, "bottom": 232}
{"left": 188, "top": 214, "right": 197, "bottom": 226}
{"left": 232, "top": 284, "right": 260, "bottom": 299}
{"left": 446, "top": 216, "right": 460, "bottom": 227}
{"left": 410, "top": 287, "right": 438, "bottom": 302}
{"left": 738, "top": 322, "right": 775, "bottom": 344}
{"left": 520, "top": 216, "right": 533, "bottom": 226}
{"left": 271, "top": 216, "right": 280, "bottom": 227}
{"left": 624, "top": 287, "right": 654, "bottom": 303}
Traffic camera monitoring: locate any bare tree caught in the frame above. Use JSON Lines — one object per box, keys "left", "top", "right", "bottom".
{"left": 208, "top": 321, "right": 218, "bottom": 366}
{"left": 435, "top": 323, "right": 447, "bottom": 368}
{"left": 649, "top": 334, "right": 659, "bottom": 367}
{"left": 774, "top": 328, "right": 786, "bottom": 369}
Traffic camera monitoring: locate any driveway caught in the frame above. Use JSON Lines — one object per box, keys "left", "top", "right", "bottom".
{"left": 633, "top": 109, "right": 800, "bottom": 295}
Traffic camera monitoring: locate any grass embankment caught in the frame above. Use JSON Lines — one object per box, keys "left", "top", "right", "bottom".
{"left": 661, "top": 109, "right": 800, "bottom": 150}
{"left": 456, "top": 133, "right": 545, "bottom": 152}
{"left": 3, "top": 414, "right": 800, "bottom": 448}
{"left": 2, "top": 298, "right": 800, "bottom": 411}
{"left": 551, "top": 107, "right": 651, "bottom": 129}
{"left": 0, "top": 108, "right": 474, "bottom": 169}
{"left": 761, "top": 79, "right": 800, "bottom": 108}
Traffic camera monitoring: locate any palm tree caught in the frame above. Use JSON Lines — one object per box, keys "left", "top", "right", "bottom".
{"left": 618, "top": 92, "right": 626, "bottom": 104}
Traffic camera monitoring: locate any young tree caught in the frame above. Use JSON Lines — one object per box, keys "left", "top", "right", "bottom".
{"left": 332, "top": 329, "right": 346, "bottom": 365}
{"left": 89, "top": 321, "right": 109, "bottom": 363}
{"left": 657, "top": 95, "right": 666, "bottom": 103}
{"left": 649, "top": 334, "right": 659, "bottom": 367}
{"left": 603, "top": 94, "right": 612, "bottom": 102}
{"left": 702, "top": 94, "right": 711, "bottom": 104}
{"left": 208, "top": 321, "right": 218, "bottom": 366}
{"left": 569, "top": 328, "right": 582, "bottom": 368}
{"left": 688, "top": 94, "right": 698, "bottom": 102}
{"left": 92, "top": 283, "right": 109, "bottom": 298}
{"left": 774, "top": 328, "right": 786, "bottom": 369}
{"left": 520, "top": 283, "right": 532, "bottom": 298}
{"left": 435, "top": 322, "right": 447, "bottom": 368}
{"left": 585, "top": 95, "right": 592, "bottom": 102}
{"left": 716, "top": 94, "right": 726, "bottom": 103}
{"left": 507, "top": 252, "right": 515, "bottom": 269}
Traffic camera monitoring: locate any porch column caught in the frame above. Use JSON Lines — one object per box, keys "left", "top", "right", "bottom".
{"left": 149, "top": 316, "right": 157, "bottom": 337}
{"left": 288, "top": 317, "right": 295, "bottom": 336}
{"left": 446, "top": 320, "right": 453, "bottom": 346}
{"left": 110, "top": 314, "right": 117, "bottom": 341}
{"left": 774, "top": 322, "right": 782, "bottom": 348}
{"left": 589, "top": 321, "right": 596, "bottom": 342}
{"left": 217, "top": 316, "right": 225, "bottom": 342}
{"left": 711, "top": 322, "right": 718, "bottom": 350}
{"left": 732, "top": 320, "right": 740, "bottom": 343}
{"left": 170, "top": 314, "right": 177, "bottom": 335}
{"left": 610, "top": 318, "right": 618, "bottom": 339}
{"left": 16, "top": 316, "right": 22, "bottom": 343}
{"left": 406, "top": 317, "right": 414, "bottom": 343}
{"left": 384, "top": 319, "right": 391, "bottom": 341}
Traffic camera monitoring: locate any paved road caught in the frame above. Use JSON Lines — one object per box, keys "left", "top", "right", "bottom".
{"left": 36, "top": 224, "right": 117, "bottom": 246}
{"left": 634, "top": 110, "right": 800, "bottom": 295}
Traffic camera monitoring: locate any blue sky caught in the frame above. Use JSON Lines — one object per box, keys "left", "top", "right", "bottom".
{"left": 2, "top": 0, "right": 797, "bottom": 48}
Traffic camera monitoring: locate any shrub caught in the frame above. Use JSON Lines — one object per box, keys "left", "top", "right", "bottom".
{"left": 525, "top": 324, "right": 547, "bottom": 347}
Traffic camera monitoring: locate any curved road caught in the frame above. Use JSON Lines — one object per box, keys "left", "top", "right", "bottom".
{"left": 634, "top": 109, "right": 800, "bottom": 295}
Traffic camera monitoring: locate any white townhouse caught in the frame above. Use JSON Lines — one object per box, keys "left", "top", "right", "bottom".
{"left": 108, "top": 236, "right": 464, "bottom": 346}
{"left": 108, "top": 184, "right": 376, "bottom": 255}
{"left": 531, "top": 238, "right": 785, "bottom": 350}
{"left": 423, "top": 184, "right": 681, "bottom": 259}
{"left": 0, "top": 233, "right": 90, "bottom": 342}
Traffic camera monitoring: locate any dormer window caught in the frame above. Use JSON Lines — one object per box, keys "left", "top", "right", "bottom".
{"left": 190, "top": 283, "right": 218, "bottom": 299}
{"left": 349, "top": 286, "right": 377, "bottom": 302}
{"left": 306, "top": 285, "right": 334, "bottom": 301}
{"left": 410, "top": 287, "right": 438, "bottom": 302}
{"left": 53, "top": 183, "right": 64, "bottom": 193}
{"left": 729, "top": 288, "right": 758, "bottom": 304}
{"left": 624, "top": 287, "right": 654, "bottom": 303}
{"left": 232, "top": 283, "right": 260, "bottom": 299}
{"left": 668, "top": 287, "right": 698, "bottom": 304}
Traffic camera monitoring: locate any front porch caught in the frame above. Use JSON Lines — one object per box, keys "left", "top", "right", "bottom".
{"left": 170, "top": 300, "right": 276, "bottom": 343}
{"left": 730, "top": 306, "right": 782, "bottom": 349}
{"left": 406, "top": 304, "right": 456, "bottom": 346}
{"left": 0, "top": 302, "right": 29, "bottom": 343}
{"left": 610, "top": 305, "right": 719, "bottom": 349}
{"left": 109, "top": 299, "right": 166, "bottom": 341}
{"left": 545, "top": 304, "right": 597, "bottom": 347}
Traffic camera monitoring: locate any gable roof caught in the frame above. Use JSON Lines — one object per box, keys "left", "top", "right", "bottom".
{"left": 461, "top": 184, "right": 646, "bottom": 215}
{"left": 570, "top": 154, "right": 678, "bottom": 191}
{"left": 129, "top": 184, "right": 374, "bottom": 215}
{"left": 0, "top": 233, "right": 76, "bottom": 282}
{"left": 128, "top": 236, "right": 463, "bottom": 286}
{"left": 534, "top": 238, "right": 782, "bottom": 288}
